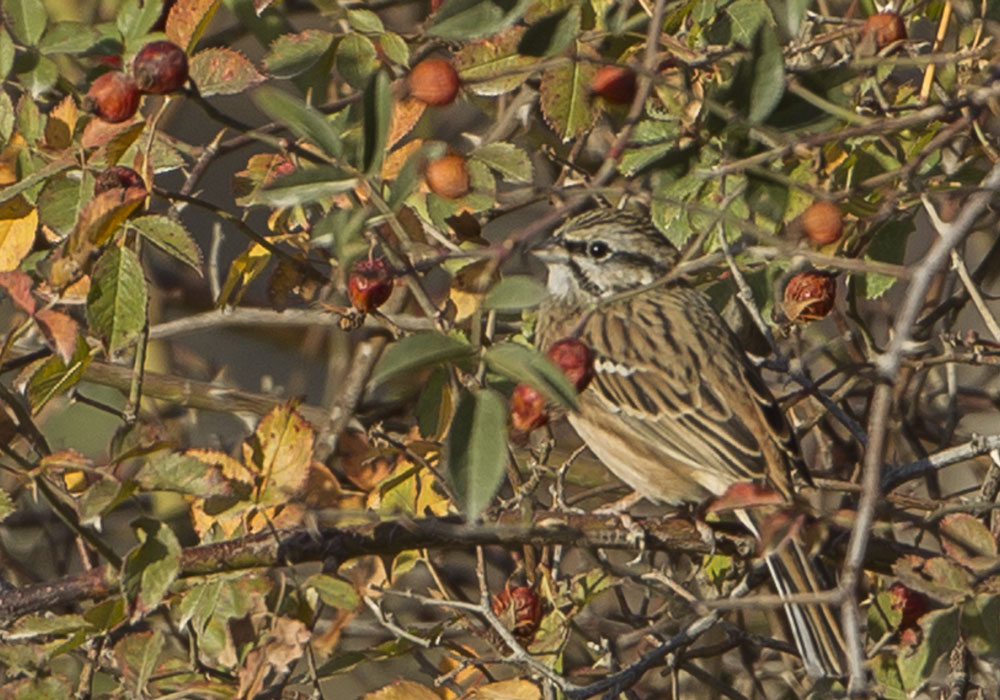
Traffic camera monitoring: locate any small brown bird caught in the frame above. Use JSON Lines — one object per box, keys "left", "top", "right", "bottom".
{"left": 534, "top": 207, "right": 845, "bottom": 678}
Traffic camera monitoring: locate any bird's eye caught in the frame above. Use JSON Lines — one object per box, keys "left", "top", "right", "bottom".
{"left": 587, "top": 241, "right": 610, "bottom": 259}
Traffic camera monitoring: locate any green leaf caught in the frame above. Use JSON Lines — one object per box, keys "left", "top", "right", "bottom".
{"left": 429, "top": 0, "right": 533, "bottom": 40}
{"left": 862, "top": 219, "right": 911, "bottom": 299}
{"left": 416, "top": 368, "right": 450, "bottom": 439}
{"left": 361, "top": 70, "right": 392, "bottom": 176}
{"left": 472, "top": 142, "right": 532, "bottom": 183}
{"left": 539, "top": 47, "right": 599, "bottom": 142}
{"left": 378, "top": 32, "right": 409, "bottom": 66}
{"left": 307, "top": 574, "right": 361, "bottom": 610}
{"left": 256, "top": 166, "right": 357, "bottom": 207}
{"left": 0, "top": 487, "right": 13, "bottom": 522}
{"left": 16, "top": 52, "right": 59, "bottom": 98}
{"left": 726, "top": 0, "right": 772, "bottom": 45}
{"left": 446, "top": 388, "right": 507, "bottom": 521}
{"left": 518, "top": 4, "right": 580, "bottom": 57}
{"left": 27, "top": 336, "right": 91, "bottom": 412}
{"left": 371, "top": 332, "right": 475, "bottom": 385}
{"left": 114, "top": 630, "right": 165, "bottom": 696}
{"left": 335, "top": 34, "right": 378, "bottom": 90}
{"left": 38, "top": 22, "right": 101, "bottom": 54}
{"left": 252, "top": 86, "right": 342, "bottom": 159}
{"left": 0, "top": 27, "right": 15, "bottom": 81}
{"left": 262, "top": 29, "right": 335, "bottom": 79}
{"left": 37, "top": 171, "right": 90, "bottom": 239}
{"left": 5, "top": 0, "right": 47, "bottom": 46}
{"left": 483, "top": 275, "right": 547, "bottom": 311}
{"left": 0, "top": 92, "right": 11, "bottom": 143}
{"left": 189, "top": 47, "right": 264, "bottom": 96}
{"left": 130, "top": 215, "right": 203, "bottom": 272}
{"left": 347, "top": 8, "right": 384, "bottom": 33}
{"left": 454, "top": 26, "right": 535, "bottom": 96}
{"left": 115, "top": 0, "right": 162, "bottom": 43}
{"left": 136, "top": 452, "right": 234, "bottom": 497}
{"left": 0, "top": 158, "right": 74, "bottom": 205}
{"left": 897, "top": 606, "right": 959, "bottom": 691}
{"left": 748, "top": 23, "right": 784, "bottom": 123}
{"left": 123, "top": 518, "right": 181, "bottom": 612}
{"left": 962, "top": 595, "right": 1000, "bottom": 659}
{"left": 484, "top": 342, "right": 578, "bottom": 409}
{"left": 87, "top": 246, "right": 148, "bottom": 355}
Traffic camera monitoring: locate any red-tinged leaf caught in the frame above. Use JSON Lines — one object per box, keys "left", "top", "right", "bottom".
{"left": 707, "top": 482, "right": 785, "bottom": 513}
{"left": 35, "top": 308, "right": 78, "bottom": 362}
{"left": 189, "top": 47, "right": 264, "bottom": 96}
{"left": 0, "top": 269, "right": 35, "bottom": 314}
{"left": 70, "top": 187, "right": 146, "bottom": 254}
{"left": 538, "top": 45, "right": 599, "bottom": 142}
{"left": 0, "top": 195, "right": 37, "bottom": 272}
{"left": 165, "top": 0, "right": 222, "bottom": 53}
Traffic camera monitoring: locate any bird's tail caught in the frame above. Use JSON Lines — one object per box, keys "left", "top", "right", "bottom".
{"left": 764, "top": 538, "right": 846, "bottom": 678}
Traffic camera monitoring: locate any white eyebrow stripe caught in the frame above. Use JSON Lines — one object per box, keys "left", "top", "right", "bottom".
{"left": 595, "top": 358, "right": 636, "bottom": 376}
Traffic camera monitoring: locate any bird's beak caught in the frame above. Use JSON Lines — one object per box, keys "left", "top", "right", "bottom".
{"left": 530, "top": 236, "right": 566, "bottom": 264}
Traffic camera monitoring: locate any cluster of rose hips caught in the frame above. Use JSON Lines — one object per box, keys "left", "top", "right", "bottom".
{"left": 511, "top": 338, "right": 595, "bottom": 433}
{"left": 84, "top": 40, "right": 189, "bottom": 123}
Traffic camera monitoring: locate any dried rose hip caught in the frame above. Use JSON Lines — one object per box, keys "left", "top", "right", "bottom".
{"left": 547, "top": 338, "right": 594, "bottom": 392}
{"left": 84, "top": 71, "right": 140, "bottom": 123}
{"left": 94, "top": 166, "right": 145, "bottom": 194}
{"left": 801, "top": 201, "right": 843, "bottom": 246}
{"left": 491, "top": 585, "right": 543, "bottom": 644}
{"left": 425, "top": 154, "right": 469, "bottom": 199}
{"left": 590, "top": 65, "right": 637, "bottom": 105}
{"left": 889, "top": 582, "right": 931, "bottom": 629}
{"left": 133, "top": 40, "right": 189, "bottom": 94}
{"left": 862, "top": 12, "right": 907, "bottom": 49}
{"left": 510, "top": 384, "right": 548, "bottom": 433}
{"left": 783, "top": 271, "right": 836, "bottom": 323}
{"left": 407, "top": 57, "right": 460, "bottom": 106}
{"left": 348, "top": 257, "right": 393, "bottom": 312}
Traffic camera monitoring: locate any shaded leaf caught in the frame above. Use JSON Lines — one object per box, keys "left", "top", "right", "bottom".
{"left": 539, "top": 48, "right": 599, "bottom": 142}
{"left": 372, "top": 332, "right": 474, "bottom": 385}
{"left": 306, "top": 574, "right": 360, "bottom": 610}
{"left": 748, "top": 23, "right": 784, "bottom": 123}
{"left": 429, "top": 0, "right": 532, "bottom": 41}
{"left": 446, "top": 388, "right": 507, "bottom": 521}
{"left": 262, "top": 29, "right": 335, "bottom": 79}
{"left": 484, "top": 342, "right": 578, "bottom": 409}
{"left": 472, "top": 142, "right": 532, "bottom": 183}
{"left": 518, "top": 5, "right": 579, "bottom": 57}
{"left": 252, "top": 86, "right": 342, "bottom": 159}
{"left": 26, "top": 336, "right": 91, "bottom": 412}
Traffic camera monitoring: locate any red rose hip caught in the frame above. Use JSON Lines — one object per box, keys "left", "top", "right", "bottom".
{"left": 590, "top": 65, "right": 637, "bottom": 105}
{"left": 862, "top": 12, "right": 907, "bottom": 49}
{"left": 133, "top": 40, "right": 189, "bottom": 94}
{"left": 510, "top": 384, "right": 548, "bottom": 433}
{"left": 547, "top": 338, "right": 594, "bottom": 391}
{"left": 782, "top": 271, "right": 836, "bottom": 323}
{"left": 801, "top": 201, "right": 843, "bottom": 246}
{"left": 348, "top": 257, "right": 393, "bottom": 312}
{"left": 424, "top": 154, "right": 469, "bottom": 199}
{"left": 84, "top": 71, "right": 140, "bottom": 123}
{"left": 407, "top": 57, "right": 460, "bottom": 106}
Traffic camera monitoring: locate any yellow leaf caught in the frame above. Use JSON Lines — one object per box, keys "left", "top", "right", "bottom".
{"left": 0, "top": 196, "right": 38, "bottom": 272}
{"left": 45, "top": 95, "right": 78, "bottom": 150}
